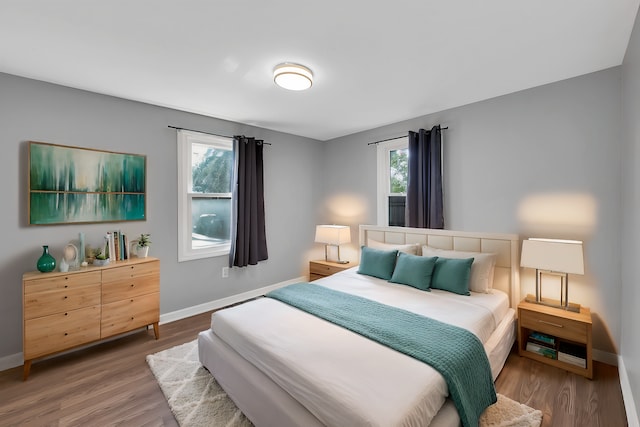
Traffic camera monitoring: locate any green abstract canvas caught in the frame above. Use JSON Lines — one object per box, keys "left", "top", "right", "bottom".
{"left": 29, "top": 142, "right": 146, "bottom": 225}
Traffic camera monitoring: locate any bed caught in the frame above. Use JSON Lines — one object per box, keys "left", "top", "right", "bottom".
{"left": 198, "top": 225, "right": 520, "bottom": 427}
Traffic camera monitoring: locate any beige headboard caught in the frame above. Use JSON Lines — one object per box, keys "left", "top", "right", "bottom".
{"left": 359, "top": 225, "right": 520, "bottom": 308}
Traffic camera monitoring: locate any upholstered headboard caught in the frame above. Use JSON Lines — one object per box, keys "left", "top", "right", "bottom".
{"left": 359, "top": 225, "right": 520, "bottom": 308}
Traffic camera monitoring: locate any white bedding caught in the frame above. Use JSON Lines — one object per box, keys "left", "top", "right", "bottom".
{"left": 210, "top": 267, "right": 510, "bottom": 427}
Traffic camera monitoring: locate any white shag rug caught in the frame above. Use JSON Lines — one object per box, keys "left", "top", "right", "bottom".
{"left": 147, "top": 340, "right": 542, "bottom": 427}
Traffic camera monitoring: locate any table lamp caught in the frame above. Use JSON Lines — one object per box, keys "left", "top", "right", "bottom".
{"left": 315, "top": 225, "right": 351, "bottom": 264}
{"left": 520, "top": 238, "right": 584, "bottom": 312}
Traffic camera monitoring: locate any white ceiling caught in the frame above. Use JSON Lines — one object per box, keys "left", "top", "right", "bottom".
{"left": 1, "top": 1, "right": 638, "bottom": 141}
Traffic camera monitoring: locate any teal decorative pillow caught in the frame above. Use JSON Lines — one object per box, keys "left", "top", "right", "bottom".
{"left": 431, "top": 257, "right": 474, "bottom": 295}
{"left": 389, "top": 253, "right": 437, "bottom": 291}
{"left": 358, "top": 246, "right": 398, "bottom": 280}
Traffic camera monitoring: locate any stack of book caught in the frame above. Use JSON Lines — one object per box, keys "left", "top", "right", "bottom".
{"left": 104, "top": 231, "right": 131, "bottom": 262}
{"left": 558, "top": 341, "right": 587, "bottom": 368}
{"left": 526, "top": 332, "right": 557, "bottom": 359}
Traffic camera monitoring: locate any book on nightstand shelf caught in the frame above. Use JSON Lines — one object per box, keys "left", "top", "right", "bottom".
{"left": 558, "top": 341, "right": 587, "bottom": 368}
{"left": 526, "top": 332, "right": 557, "bottom": 359}
{"left": 529, "top": 332, "right": 556, "bottom": 346}
{"left": 526, "top": 341, "right": 557, "bottom": 359}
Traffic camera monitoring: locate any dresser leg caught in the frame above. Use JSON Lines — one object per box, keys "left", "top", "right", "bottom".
{"left": 152, "top": 322, "right": 160, "bottom": 340}
{"left": 23, "top": 360, "right": 32, "bottom": 381}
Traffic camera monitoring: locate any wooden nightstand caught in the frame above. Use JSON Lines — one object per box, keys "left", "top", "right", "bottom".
{"left": 309, "top": 260, "right": 354, "bottom": 281}
{"left": 517, "top": 300, "right": 593, "bottom": 379}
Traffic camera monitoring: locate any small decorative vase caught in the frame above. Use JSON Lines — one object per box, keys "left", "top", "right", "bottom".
{"left": 37, "top": 245, "right": 56, "bottom": 273}
{"left": 79, "top": 232, "right": 85, "bottom": 264}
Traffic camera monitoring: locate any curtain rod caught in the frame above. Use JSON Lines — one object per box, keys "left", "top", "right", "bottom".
{"left": 167, "top": 125, "right": 272, "bottom": 145}
{"left": 367, "top": 127, "right": 448, "bottom": 146}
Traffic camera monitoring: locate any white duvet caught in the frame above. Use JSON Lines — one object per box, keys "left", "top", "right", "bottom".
{"left": 211, "top": 267, "right": 509, "bottom": 427}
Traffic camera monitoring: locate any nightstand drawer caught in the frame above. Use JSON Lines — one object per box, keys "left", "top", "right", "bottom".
{"left": 520, "top": 309, "right": 588, "bottom": 343}
{"left": 310, "top": 262, "right": 345, "bottom": 276}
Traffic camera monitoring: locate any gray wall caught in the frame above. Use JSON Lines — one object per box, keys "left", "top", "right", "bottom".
{"left": 322, "top": 68, "right": 623, "bottom": 356}
{"left": 622, "top": 7, "right": 640, "bottom": 418}
{"left": 0, "top": 49, "right": 635, "bottom": 415}
{"left": 0, "top": 72, "right": 324, "bottom": 360}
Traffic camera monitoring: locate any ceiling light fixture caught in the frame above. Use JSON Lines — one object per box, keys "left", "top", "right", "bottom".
{"left": 273, "top": 63, "right": 313, "bottom": 91}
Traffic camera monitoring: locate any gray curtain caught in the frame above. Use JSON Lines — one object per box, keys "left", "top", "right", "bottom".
{"left": 229, "top": 136, "right": 268, "bottom": 267}
{"left": 406, "top": 126, "right": 444, "bottom": 229}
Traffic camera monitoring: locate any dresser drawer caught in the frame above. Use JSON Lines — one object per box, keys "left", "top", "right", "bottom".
{"left": 24, "top": 306, "right": 101, "bottom": 359}
{"left": 520, "top": 308, "right": 588, "bottom": 343}
{"left": 24, "top": 284, "right": 101, "bottom": 320}
{"left": 102, "top": 260, "right": 159, "bottom": 283}
{"left": 101, "top": 292, "right": 160, "bottom": 338}
{"left": 101, "top": 272, "right": 159, "bottom": 304}
{"left": 24, "top": 271, "right": 102, "bottom": 295}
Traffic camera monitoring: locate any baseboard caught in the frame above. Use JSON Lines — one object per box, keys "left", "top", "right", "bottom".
{"left": 593, "top": 348, "right": 619, "bottom": 366}
{"left": 0, "top": 351, "right": 24, "bottom": 373}
{"left": 619, "top": 355, "right": 640, "bottom": 427}
{"left": 159, "top": 276, "right": 307, "bottom": 325}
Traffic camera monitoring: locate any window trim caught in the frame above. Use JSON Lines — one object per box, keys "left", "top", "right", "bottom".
{"left": 177, "top": 129, "right": 233, "bottom": 262}
{"left": 376, "top": 137, "right": 408, "bottom": 226}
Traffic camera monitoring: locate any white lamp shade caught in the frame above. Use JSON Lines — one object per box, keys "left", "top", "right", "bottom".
{"left": 521, "top": 238, "right": 584, "bottom": 274}
{"left": 315, "top": 225, "right": 351, "bottom": 245}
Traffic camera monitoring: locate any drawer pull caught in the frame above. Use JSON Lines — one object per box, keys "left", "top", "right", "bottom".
{"left": 64, "top": 285, "right": 69, "bottom": 288}
{"left": 64, "top": 313, "right": 68, "bottom": 316}
{"left": 130, "top": 284, "right": 135, "bottom": 287}
{"left": 538, "top": 319, "right": 564, "bottom": 328}
{"left": 63, "top": 296, "right": 68, "bottom": 299}
{"left": 64, "top": 332, "right": 68, "bottom": 336}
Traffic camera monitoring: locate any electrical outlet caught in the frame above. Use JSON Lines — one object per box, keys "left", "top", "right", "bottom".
{"left": 222, "top": 266, "right": 229, "bottom": 278}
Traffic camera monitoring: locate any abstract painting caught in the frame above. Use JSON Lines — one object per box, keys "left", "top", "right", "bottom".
{"left": 29, "top": 141, "right": 146, "bottom": 225}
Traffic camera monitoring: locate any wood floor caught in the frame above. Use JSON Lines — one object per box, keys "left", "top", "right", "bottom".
{"left": 0, "top": 310, "right": 629, "bottom": 427}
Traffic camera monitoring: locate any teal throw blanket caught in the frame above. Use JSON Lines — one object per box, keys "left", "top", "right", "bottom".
{"left": 266, "top": 283, "right": 496, "bottom": 427}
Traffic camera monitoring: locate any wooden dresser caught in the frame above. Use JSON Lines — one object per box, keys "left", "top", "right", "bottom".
{"left": 22, "top": 257, "right": 160, "bottom": 380}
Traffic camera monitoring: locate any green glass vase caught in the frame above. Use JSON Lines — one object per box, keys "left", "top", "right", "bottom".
{"left": 37, "top": 245, "right": 56, "bottom": 272}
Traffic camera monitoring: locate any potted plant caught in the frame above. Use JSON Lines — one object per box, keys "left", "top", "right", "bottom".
{"left": 136, "top": 233, "right": 151, "bottom": 258}
{"left": 93, "top": 249, "right": 110, "bottom": 266}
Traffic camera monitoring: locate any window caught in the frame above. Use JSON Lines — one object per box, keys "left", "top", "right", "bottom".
{"left": 376, "top": 137, "right": 408, "bottom": 226}
{"left": 177, "top": 130, "right": 233, "bottom": 261}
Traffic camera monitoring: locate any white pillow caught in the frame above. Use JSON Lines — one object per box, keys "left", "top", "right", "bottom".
{"left": 421, "top": 245, "right": 496, "bottom": 293}
{"left": 368, "top": 239, "right": 419, "bottom": 255}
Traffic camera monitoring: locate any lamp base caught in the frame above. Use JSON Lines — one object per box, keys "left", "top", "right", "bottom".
{"left": 324, "top": 255, "right": 350, "bottom": 264}
{"left": 324, "top": 244, "right": 350, "bottom": 264}
{"left": 524, "top": 294, "right": 581, "bottom": 313}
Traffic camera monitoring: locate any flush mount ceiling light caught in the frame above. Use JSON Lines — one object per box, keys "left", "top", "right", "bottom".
{"left": 273, "top": 63, "right": 313, "bottom": 91}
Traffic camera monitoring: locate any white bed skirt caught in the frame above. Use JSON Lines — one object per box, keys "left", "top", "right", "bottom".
{"left": 198, "top": 308, "right": 515, "bottom": 427}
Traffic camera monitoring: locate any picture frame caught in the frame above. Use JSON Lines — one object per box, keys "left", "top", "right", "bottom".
{"left": 28, "top": 141, "right": 146, "bottom": 225}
